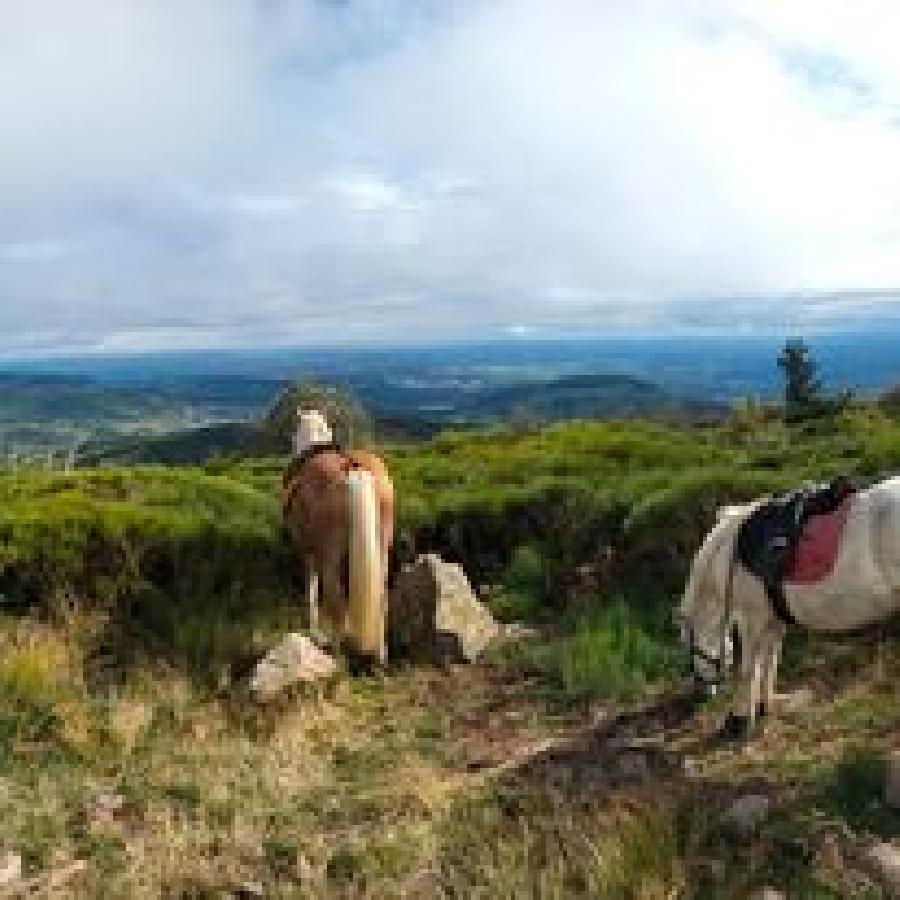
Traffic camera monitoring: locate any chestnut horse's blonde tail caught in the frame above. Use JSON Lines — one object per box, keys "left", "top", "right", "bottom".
{"left": 347, "top": 469, "right": 385, "bottom": 663}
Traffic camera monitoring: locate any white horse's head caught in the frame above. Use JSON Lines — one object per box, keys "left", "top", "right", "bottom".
{"left": 676, "top": 503, "right": 754, "bottom": 687}
{"left": 294, "top": 408, "right": 333, "bottom": 455}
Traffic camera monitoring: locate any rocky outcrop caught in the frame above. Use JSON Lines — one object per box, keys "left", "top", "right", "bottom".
{"left": 250, "top": 633, "right": 338, "bottom": 700}
{"left": 389, "top": 554, "right": 499, "bottom": 663}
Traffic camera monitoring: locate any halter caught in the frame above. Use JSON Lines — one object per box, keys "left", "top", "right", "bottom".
{"left": 688, "top": 545, "right": 737, "bottom": 688}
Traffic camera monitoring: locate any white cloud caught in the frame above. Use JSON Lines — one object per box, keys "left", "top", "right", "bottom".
{"left": 4, "top": 0, "right": 900, "bottom": 352}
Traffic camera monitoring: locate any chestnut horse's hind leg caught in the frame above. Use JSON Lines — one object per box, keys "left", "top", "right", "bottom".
{"left": 304, "top": 553, "right": 320, "bottom": 637}
{"left": 318, "top": 544, "right": 348, "bottom": 652}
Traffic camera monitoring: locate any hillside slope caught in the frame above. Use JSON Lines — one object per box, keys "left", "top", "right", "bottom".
{"left": 0, "top": 411, "right": 896, "bottom": 895}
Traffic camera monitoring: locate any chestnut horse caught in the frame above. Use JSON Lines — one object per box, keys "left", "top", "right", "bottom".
{"left": 282, "top": 410, "right": 394, "bottom": 663}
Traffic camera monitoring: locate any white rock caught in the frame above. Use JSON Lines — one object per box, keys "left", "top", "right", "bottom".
{"left": 389, "top": 554, "right": 499, "bottom": 663}
{"left": 0, "top": 849, "right": 22, "bottom": 886}
{"left": 723, "top": 794, "right": 771, "bottom": 839}
{"left": 776, "top": 688, "right": 815, "bottom": 713}
{"left": 749, "top": 889, "right": 786, "bottom": 900}
{"left": 885, "top": 750, "right": 900, "bottom": 811}
{"left": 250, "top": 633, "right": 337, "bottom": 700}
{"left": 864, "top": 842, "right": 900, "bottom": 896}
{"left": 87, "top": 791, "right": 124, "bottom": 822}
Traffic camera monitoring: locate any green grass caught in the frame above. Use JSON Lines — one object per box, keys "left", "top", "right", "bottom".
{"left": 3, "top": 406, "right": 900, "bottom": 680}
{"left": 818, "top": 746, "right": 900, "bottom": 839}
{"left": 558, "top": 601, "right": 679, "bottom": 701}
{"left": 0, "top": 408, "right": 897, "bottom": 894}
{"left": 493, "top": 596, "right": 681, "bottom": 706}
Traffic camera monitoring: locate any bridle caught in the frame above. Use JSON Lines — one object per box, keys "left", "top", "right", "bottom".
{"left": 685, "top": 545, "right": 738, "bottom": 689}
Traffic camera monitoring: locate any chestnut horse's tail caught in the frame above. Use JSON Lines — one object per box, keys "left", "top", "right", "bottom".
{"left": 347, "top": 468, "right": 385, "bottom": 663}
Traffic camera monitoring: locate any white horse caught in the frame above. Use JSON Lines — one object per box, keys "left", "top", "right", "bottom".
{"left": 676, "top": 477, "right": 900, "bottom": 739}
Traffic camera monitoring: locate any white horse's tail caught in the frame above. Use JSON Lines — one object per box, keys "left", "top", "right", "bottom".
{"left": 347, "top": 469, "right": 385, "bottom": 663}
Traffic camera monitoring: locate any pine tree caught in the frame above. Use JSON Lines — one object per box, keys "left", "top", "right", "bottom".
{"left": 777, "top": 340, "right": 824, "bottom": 423}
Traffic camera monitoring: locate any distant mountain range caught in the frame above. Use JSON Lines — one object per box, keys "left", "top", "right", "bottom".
{"left": 77, "top": 370, "right": 722, "bottom": 465}
{"left": 450, "top": 370, "right": 721, "bottom": 423}
{"left": 5, "top": 332, "right": 898, "bottom": 462}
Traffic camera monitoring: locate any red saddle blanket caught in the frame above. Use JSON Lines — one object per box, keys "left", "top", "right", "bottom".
{"left": 785, "top": 498, "right": 854, "bottom": 584}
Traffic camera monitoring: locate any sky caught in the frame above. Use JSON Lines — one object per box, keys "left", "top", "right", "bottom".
{"left": 4, "top": 0, "right": 900, "bottom": 353}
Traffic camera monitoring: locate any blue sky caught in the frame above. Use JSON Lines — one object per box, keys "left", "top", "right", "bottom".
{"left": 3, "top": 0, "right": 900, "bottom": 353}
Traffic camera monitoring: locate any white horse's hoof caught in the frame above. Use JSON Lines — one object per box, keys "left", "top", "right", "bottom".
{"left": 717, "top": 713, "right": 752, "bottom": 744}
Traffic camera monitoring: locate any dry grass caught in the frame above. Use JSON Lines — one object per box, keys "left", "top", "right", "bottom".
{"left": 0, "top": 612, "right": 893, "bottom": 898}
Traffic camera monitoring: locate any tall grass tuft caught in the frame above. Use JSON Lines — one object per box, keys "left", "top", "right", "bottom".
{"left": 558, "top": 600, "right": 678, "bottom": 701}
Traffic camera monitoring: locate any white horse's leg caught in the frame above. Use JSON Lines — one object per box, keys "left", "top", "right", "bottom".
{"left": 722, "top": 607, "right": 770, "bottom": 740}
{"left": 758, "top": 626, "right": 784, "bottom": 719}
{"left": 734, "top": 633, "right": 764, "bottom": 730}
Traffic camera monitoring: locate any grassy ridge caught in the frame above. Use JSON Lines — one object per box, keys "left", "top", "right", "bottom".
{"left": 1, "top": 405, "right": 898, "bottom": 689}
{"left": 5, "top": 407, "right": 900, "bottom": 624}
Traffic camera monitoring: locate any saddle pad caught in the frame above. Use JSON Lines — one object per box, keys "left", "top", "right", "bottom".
{"left": 785, "top": 497, "right": 853, "bottom": 584}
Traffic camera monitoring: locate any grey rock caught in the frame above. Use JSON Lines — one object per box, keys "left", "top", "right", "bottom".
{"left": 0, "top": 848, "right": 21, "bottom": 886}
{"left": 777, "top": 688, "right": 815, "bottom": 713}
{"left": 885, "top": 751, "right": 900, "bottom": 811}
{"left": 389, "top": 554, "right": 500, "bottom": 663}
{"left": 723, "top": 794, "right": 771, "bottom": 840}
{"left": 614, "top": 752, "right": 650, "bottom": 781}
{"left": 250, "top": 633, "right": 337, "bottom": 700}
{"left": 86, "top": 791, "right": 125, "bottom": 828}
{"left": 864, "top": 842, "right": 900, "bottom": 896}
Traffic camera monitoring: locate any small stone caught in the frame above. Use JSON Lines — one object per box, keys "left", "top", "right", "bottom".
{"left": 250, "top": 633, "right": 337, "bottom": 700}
{"left": 777, "top": 688, "right": 815, "bottom": 713}
{"left": 885, "top": 750, "right": 900, "bottom": 810}
{"left": 749, "top": 889, "right": 785, "bottom": 900}
{"left": 863, "top": 842, "right": 900, "bottom": 895}
{"left": 295, "top": 853, "right": 316, "bottom": 884}
{"left": 0, "top": 849, "right": 22, "bottom": 886}
{"left": 87, "top": 790, "right": 125, "bottom": 823}
{"left": 817, "top": 833, "right": 843, "bottom": 872}
{"left": 723, "top": 794, "right": 771, "bottom": 840}
{"left": 614, "top": 752, "right": 650, "bottom": 781}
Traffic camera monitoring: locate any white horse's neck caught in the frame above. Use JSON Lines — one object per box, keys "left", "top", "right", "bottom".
{"left": 680, "top": 505, "right": 749, "bottom": 621}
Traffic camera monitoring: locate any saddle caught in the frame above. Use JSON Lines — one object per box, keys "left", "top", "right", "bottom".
{"left": 735, "top": 476, "right": 857, "bottom": 625}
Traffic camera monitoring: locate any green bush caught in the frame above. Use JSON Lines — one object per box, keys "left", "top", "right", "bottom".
{"left": 2, "top": 411, "right": 898, "bottom": 679}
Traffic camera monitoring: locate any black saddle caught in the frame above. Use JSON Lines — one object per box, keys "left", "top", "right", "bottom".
{"left": 735, "top": 476, "right": 857, "bottom": 625}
